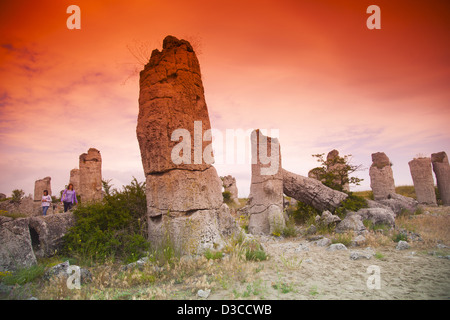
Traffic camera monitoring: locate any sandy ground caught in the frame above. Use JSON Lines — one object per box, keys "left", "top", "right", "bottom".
{"left": 209, "top": 237, "right": 450, "bottom": 300}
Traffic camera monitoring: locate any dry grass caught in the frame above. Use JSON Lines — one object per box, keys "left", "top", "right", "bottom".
{"left": 396, "top": 212, "right": 450, "bottom": 247}
{"left": 31, "top": 235, "right": 261, "bottom": 300}
{"left": 365, "top": 232, "right": 395, "bottom": 248}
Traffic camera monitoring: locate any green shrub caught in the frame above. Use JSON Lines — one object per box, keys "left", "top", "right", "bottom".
{"left": 11, "top": 189, "right": 25, "bottom": 204}
{"left": 272, "top": 281, "right": 295, "bottom": 294}
{"left": 291, "top": 202, "right": 320, "bottom": 224}
{"left": 0, "top": 210, "right": 27, "bottom": 220}
{"left": 1, "top": 264, "right": 46, "bottom": 285}
{"left": 204, "top": 249, "right": 224, "bottom": 260}
{"left": 392, "top": 232, "right": 407, "bottom": 243}
{"left": 374, "top": 252, "right": 385, "bottom": 260}
{"left": 245, "top": 249, "right": 268, "bottom": 261}
{"left": 363, "top": 219, "right": 390, "bottom": 233}
{"left": 334, "top": 193, "right": 368, "bottom": 218}
{"left": 282, "top": 217, "right": 298, "bottom": 238}
{"left": 316, "top": 222, "right": 336, "bottom": 235}
{"left": 222, "top": 191, "right": 232, "bottom": 204}
{"left": 62, "top": 178, "right": 149, "bottom": 263}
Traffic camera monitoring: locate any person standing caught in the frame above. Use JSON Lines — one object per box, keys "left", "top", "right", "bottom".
{"left": 41, "top": 190, "right": 52, "bottom": 216}
{"left": 61, "top": 183, "right": 78, "bottom": 212}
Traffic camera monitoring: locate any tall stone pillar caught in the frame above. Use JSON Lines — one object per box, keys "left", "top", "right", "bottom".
{"left": 408, "top": 157, "right": 437, "bottom": 206}
{"left": 247, "top": 129, "right": 284, "bottom": 235}
{"left": 69, "top": 168, "right": 80, "bottom": 193}
{"left": 369, "top": 152, "right": 396, "bottom": 200}
{"left": 136, "top": 36, "right": 237, "bottom": 251}
{"left": 78, "top": 148, "right": 102, "bottom": 202}
{"left": 326, "top": 149, "right": 350, "bottom": 192}
{"left": 34, "top": 177, "right": 52, "bottom": 201}
{"left": 222, "top": 175, "right": 240, "bottom": 205}
{"left": 431, "top": 151, "right": 450, "bottom": 206}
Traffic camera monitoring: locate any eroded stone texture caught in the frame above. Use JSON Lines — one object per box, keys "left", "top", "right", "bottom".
{"left": 28, "top": 213, "right": 75, "bottom": 259}
{"left": 408, "top": 157, "right": 437, "bottom": 206}
{"left": 247, "top": 130, "right": 284, "bottom": 235}
{"left": 79, "top": 148, "right": 102, "bottom": 202}
{"left": 0, "top": 218, "right": 37, "bottom": 271}
{"left": 137, "top": 36, "right": 239, "bottom": 250}
{"left": 146, "top": 166, "right": 223, "bottom": 217}
{"left": 378, "top": 193, "right": 418, "bottom": 216}
{"left": 34, "top": 177, "right": 52, "bottom": 201}
{"left": 222, "top": 175, "right": 240, "bottom": 205}
{"left": 282, "top": 169, "right": 348, "bottom": 212}
{"left": 137, "top": 35, "right": 212, "bottom": 176}
{"left": 0, "top": 213, "right": 76, "bottom": 271}
{"left": 431, "top": 151, "right": 450, "bottom": 206}
{"left": 355, "top": 208, "right": 395, "bottom": 227}
{"left": 147, "top": 204, "right": 238, "bottom": 253}
{"left": 369, "top": 152, "right": 396, "bottom": 200}
{"left": 335, "top": 214, "right": 366, "bottom": 235}
{"left": 69, "top": 168, "right": 80, "bottom": 194}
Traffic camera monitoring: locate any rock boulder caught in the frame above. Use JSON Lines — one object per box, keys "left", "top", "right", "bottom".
{"left": 431, "top": 151, "right": 450, "bottom": 206}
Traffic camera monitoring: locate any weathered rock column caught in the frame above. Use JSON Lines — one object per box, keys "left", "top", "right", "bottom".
{"left": 369, "top": 152, "right": 396, "bottom": 200}
{"left": 79, "top": 148, "right": 102, "bottom": 202}
{"left": 408, "top": 157, "right": 437, "bottom": 206}
{"left": 431, "top": 151, "right": 450, "bottom": 206}
{"left": 137, "top": 36, "right": 238, "bottom": 251}
{"left": 34, "top": 177, "right": 52, "bottom": 201}
{"left": 222, "top": 175, "right": 240, "bottom": 205}
{"left": 247, "top": 129, "right": 284, "bottom": 235}
{"left": 69, "top": 168, "right": 80, "bottom": 193}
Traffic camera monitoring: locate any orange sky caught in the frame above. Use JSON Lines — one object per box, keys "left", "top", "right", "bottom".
{"left": 1, "top": 0, "right": 449, "bottom": 196}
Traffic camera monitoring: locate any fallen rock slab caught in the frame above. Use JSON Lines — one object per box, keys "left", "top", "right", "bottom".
{"left": 282, "top": 169, "right": 348, "bottom": 212}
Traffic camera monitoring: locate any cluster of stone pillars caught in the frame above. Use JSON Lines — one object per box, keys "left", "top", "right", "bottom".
{"left": 407, "top": 152, "right": 450, "bottom": 206}
{"left": 407, "top": 152, "right": 449, "bottom": 206}
{"left": 70, "top": 148, "right": 103, "bottom": 203}
{"left": 33, "top": 148, "right": 102, "bottom": 208}
{"left": 368, "top": 151, "right": 449, "bottom": 206}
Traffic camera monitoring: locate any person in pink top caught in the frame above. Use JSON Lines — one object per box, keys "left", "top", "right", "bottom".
{"left": 61, "top": 183, "right": 78, "bottom": 212}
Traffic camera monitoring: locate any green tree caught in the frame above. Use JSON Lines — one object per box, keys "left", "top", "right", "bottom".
{"left": 11, "top": 189, "right": 25, "bottom": 204}
{"left": 311, "top": 153, "right": 364, "bottom": 192}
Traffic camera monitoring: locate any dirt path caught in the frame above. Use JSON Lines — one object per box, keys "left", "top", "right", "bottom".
{"left": 209, "top": 237, "right": 450, "bottom": 300}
